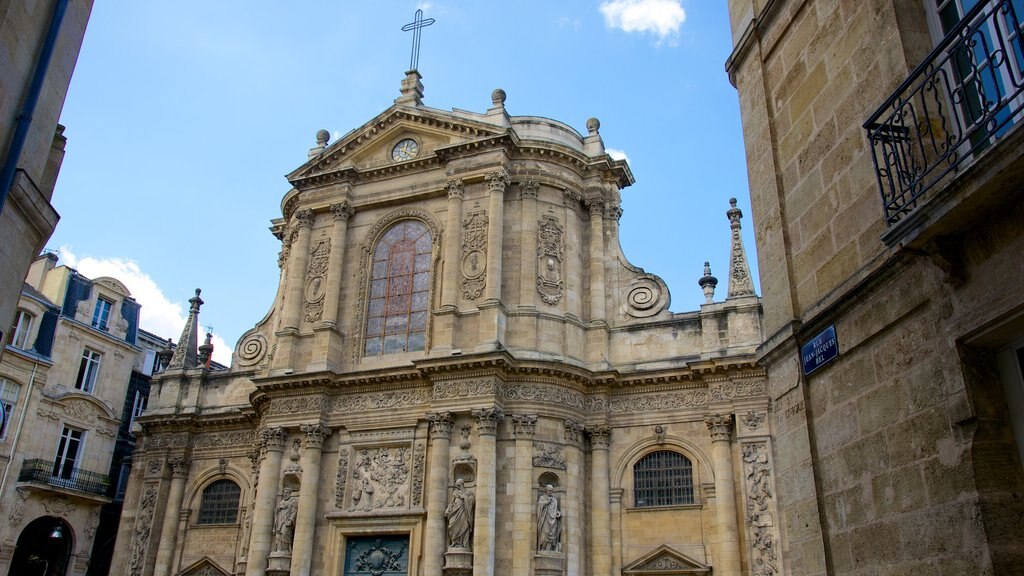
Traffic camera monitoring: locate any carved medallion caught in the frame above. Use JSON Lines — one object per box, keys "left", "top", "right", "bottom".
{"left": 304, "top": 238, "right": 330, "bottom": 322}
{"left": 536, "top": 215, "right": 564, "bottom": 305}
{"left": 460, "top": 211, "right": 488, "bottom": 299}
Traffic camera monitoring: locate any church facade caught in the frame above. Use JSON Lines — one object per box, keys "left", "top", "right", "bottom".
{"left": 110, "top": 72, "right": 771, "bottom": 576}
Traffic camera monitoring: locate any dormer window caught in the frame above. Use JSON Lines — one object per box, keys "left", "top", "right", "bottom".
{"left": 8, "top": 309, "right": 33, "bottom": 349}
{"left": 92, "top": 298, "right": 112, "bottom": 331}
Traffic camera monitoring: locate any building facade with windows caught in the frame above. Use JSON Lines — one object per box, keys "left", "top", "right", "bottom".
{"left": 0, "top": 253, "right": 162, "bottom": 576}
{"left": 111, "top": 74, "right": 772, "bottom": 576}
{"left": 0, "top": 0, "right": 93, "bottom": 363}
{"left": 725, "top": 0, "right": 1024, "bottom": 573}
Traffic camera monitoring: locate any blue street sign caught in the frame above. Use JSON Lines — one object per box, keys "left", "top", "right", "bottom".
{"left": 801, "top": 324, "right": 839, "bottom": 376}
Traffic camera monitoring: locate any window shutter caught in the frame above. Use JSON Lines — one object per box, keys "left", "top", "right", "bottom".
{"left": 33, "top": 309, "right": 58, "bottom": 357}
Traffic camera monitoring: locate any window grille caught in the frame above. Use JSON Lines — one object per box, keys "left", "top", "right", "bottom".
{"left": 197, "top": 479, "right": 241, "bottom": 524}
{"left": 633, "top": 450, "right": 694, "bottom": 507}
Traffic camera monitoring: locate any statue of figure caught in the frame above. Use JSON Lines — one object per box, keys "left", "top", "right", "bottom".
{"left": 536, "top": 484, "right": 561, "bottom": 552}
{"left": 272, "top": 488, "right": 298, "bottom": 553}
{"left": 445, "top": 479, "right": 475, "bottom": 548}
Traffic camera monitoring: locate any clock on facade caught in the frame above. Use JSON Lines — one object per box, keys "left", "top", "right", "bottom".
{"left": 391, "top": 138, "right": 419, "bottom": 161}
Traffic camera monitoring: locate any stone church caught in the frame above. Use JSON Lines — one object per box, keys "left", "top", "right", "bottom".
{"left": 110, "top": 70, "right": 771, "bottom": 576}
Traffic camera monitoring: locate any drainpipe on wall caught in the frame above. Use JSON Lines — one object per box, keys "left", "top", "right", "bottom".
{"left": 0, "top": 0, "right": 70, "bottom": 215}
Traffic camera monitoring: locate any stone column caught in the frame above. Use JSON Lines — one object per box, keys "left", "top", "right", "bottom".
{"left": 472, "top": 407, "right": 503, "bottom": 576}
{"left": 706, "top": 414, "right": 742, "bottom": 576}
{"left": 153, "top": 457, "right": 190, "bottom": 576}
{"left": 511, "top": 415, "right": 537, "bottom": 576}
{"left": 518, "top": 181, "right": 539, "bottom": 308}
{"left": 247, "top": 428, "right": 288, "bottom": 576}
{"left": 283, "top": 209, "right": 316, "bottom": 331}
{"left": 587, "top": 426, "right": 612, "bottom": 576}
{"left": 584, "top": 198, "right": 606, "bottom": 323}
{"left": 483, "top": 172, "right": 507, "bottom": 303}
{"left": 424, "top": 412, "right": 453, "bottom": 576}
{"left": 290, "top": 424, "right": 331, "bottom": 576}
{"left": 321, "top": 201, "right": 353, "bottom": 327}
{"left": 442, "top": 180, "right": 465, "bottom": 309}
{"left": 563, "top": 189, "right": 583, "bottom": 320}
{"left": 563, "top": 420, "right": 586, "bottom": 576}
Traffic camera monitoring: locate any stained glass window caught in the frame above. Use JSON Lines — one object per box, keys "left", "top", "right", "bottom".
{"left": 633, "top": 450, "right": 694, "bottom": 507}
{"left": 364, "top": 220, "right": 432, "bottom": 356}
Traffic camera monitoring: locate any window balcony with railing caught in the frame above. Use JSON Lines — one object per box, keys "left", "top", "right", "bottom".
{"left": 865, "top": 0, "right": 1024, "bottom": 236}
{"left": 18, "top": 458, "right": 111, "bottom": 498}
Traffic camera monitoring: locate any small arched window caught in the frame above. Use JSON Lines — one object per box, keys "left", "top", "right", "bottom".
{"left": 197, "top": 479, "right": 241, "bottom": 524}
{"left": 633, "top": 450, "right": 694, "bottom": 507}
{"left": 364, "top": 220, "right": 432, "bottom": 356}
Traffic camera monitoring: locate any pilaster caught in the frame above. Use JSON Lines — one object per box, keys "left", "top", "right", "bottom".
{"left": 153, "top": 457, "right": 190, "bottom": 576}
{"left": 511, "top": 414, "right": 537, "bottom": 576}
{"left": 479, "top": 172, "right": 508, "bottom": 349}
{"left": 471, "top": 406, "right": 503, "bottom": 576}
{"left": 424, "top": 412, "right": 453, "bottom": 576}
{"left": 246, "top": 427, "right": 287, "bottom": 576}
{"left": 586, "top": 425, "right": 612, "bottom": 576}
{"left": 706, "top": 414, "right": 742, "bottom": 576}
{"left": 290, "top": 424, "right": 331, "bottom": 576}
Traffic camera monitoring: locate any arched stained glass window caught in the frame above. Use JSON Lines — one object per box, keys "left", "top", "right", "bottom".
{"left": 633, "top": 450, "right": 694, "bottom": 507}
{"left": 364, "top": 220, "right": 432, "bottom": 356}
{"left": 197, "top": 479, "right": 241, "bottom": 524}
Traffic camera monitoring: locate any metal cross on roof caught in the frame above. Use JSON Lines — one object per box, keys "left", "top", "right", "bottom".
{"left": 401, "top": 9, "right": 435, "bottom": 72}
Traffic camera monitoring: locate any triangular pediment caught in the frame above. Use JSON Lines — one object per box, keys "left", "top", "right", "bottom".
{"left": 177, "top": 557, "right": 230, "bottom": 576}
{"left": 622, "top": 545, "right": 711, "bottom": 575}
{"left": 288, "top": 105, "right": 507, "bottom": 186}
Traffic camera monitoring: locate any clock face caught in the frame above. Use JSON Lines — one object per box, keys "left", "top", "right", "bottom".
{"left": 392, "top": 139, "right": 419, "bottom": 162}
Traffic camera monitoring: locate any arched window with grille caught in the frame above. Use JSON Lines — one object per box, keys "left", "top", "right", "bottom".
{"left": 197, "top": 479, "right": 241, "bottom": 524}
{"left": 633, "top": 450, "right": 694, "bottom": 507}
{"left": 363, "top": 219, "right": 432, "bottom": 356}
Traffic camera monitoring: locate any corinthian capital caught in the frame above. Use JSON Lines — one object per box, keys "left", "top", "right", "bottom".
{"left": 427, "top": 411, "right": 454, "bottom": 440}
{"left": 485, "top": 170, "right": 509, "bottom": 194}
{"left": 168, "top": 457, "right": 191, "bottom": 478}
{"left": 705, "top": 414, "right": 734, "bottom": 442}
{"left": 295, "top": 208, "right": 316, "bottom": 228}
{"left": 330, "top": 201, "right": 354, "bottom": 221}
{"left": 301, "top": 423, "right": 332, "bottom": 449}
{"left": 512, "top": 414, "right": 538, "bottom": 438}
{"left": 585, "top": 197, "right": 605, "bottom": 217}
{"left": 472, "top": 406, "right": 505, "bottom": 436}
{"left": 519, "top": 180, "right": 539, "bottom": 200}
{"left": 586, "top": 425, "right": 611, "bottom": 449}
{"left": 446, "top": 179, "right": 465, "bottom": 199}
{"left": 259, "top": 427, "right": 288, "bottom": 452}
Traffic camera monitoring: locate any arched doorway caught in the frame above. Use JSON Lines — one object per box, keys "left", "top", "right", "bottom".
{"left": 8, "top": 516, "right": 74, "bottom": 576}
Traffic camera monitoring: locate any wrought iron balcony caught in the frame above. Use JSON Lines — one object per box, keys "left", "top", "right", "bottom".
{"left": 865, "top": 0, "right": 1024, "bottom": 226}
{"left": 18, "top": 458, "right": 111, "bottom": 497}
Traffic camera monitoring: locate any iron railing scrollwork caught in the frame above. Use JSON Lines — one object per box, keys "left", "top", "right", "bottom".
{"left": 18, "top": 458, "right": 111, "bottom": 496}
{"left": 864, "top": 0, "right": 1024, "bottom": 226}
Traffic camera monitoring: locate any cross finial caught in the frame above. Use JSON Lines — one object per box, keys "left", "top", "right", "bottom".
{"left": 402, "top": 9, "right": 435, "bottom": 72}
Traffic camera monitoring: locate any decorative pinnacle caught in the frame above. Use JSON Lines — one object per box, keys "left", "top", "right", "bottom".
{"left": 586, "top": 117, "right": 601, "bottom": 135}
{"left": 698, "top": 261, "right": 718, "bottom": 304}
{"left": 315, "top": 129, "right": 330, "bottom": 146}
{"left": 726, "top": 198, "right": 756, "bottom": 298}
{"left": 491, "top": 88, "right": 506, "bottom": 107}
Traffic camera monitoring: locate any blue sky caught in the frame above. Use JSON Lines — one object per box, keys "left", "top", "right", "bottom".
{"left": 51, "top": 1, "right": 756, "bottom": 364}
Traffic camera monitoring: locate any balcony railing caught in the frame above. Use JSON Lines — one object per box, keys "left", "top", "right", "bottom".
{"left": 865, "top": 0, "right": 1024, "bottom": 226}
{"left": 18, "top": 458, "right": 111, "bottom": 497}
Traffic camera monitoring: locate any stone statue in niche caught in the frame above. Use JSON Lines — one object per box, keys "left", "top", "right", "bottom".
{"left": 445, "top": 479, "right": 475, "bottom": 549}
{"left": 272, "top": 488, "right": 298, "bottom": 553}
{"left": 536, "top": 484, "right": 562, "bottom": 552}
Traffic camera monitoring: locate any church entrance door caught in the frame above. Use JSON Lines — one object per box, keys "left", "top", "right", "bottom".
{"left": 344, "top": 535, "right": 410, "bottom": 576}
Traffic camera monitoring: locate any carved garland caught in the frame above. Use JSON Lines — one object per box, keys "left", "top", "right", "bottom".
{"left": 536, "top": 214, "right": 565, "bottom": 305}
{"left": 351, "top": 207, "right": 442, "bottom": 365}
{"left": 335, "top": 447, "right": 349, "bottom": 508}
{"left": 411, "top": 442, "right": 426, "bottom": 507}
{"left": 128, "top": 483, "right": 160, "bottom": 576}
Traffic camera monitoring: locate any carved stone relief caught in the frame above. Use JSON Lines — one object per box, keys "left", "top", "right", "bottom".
{"left": 8, "top": 488, "right": 29, "bottom": 524}
{"left": 624, "top": 274, "right": 668, "bottom": 318}
{"left": 432, "top": 378, "right": 501, "bottom": 400}
{"left": 193, "top": 430, "right": 255, "bottom": 448}
{"left": 332, "top": 389, "right": 430, "bottom": 413}
{"left": 411, "top": 442, "right": 426, "bottom": 507}
{"left": 303, "top": 238, "right": 330, "bottom": 322}
{"left": 129, "top": 483, "right": 159, "bottom": 576}
{"left": 709, "top": 380, "right": 767, "bottom": 401}
{"left": 236, "top": 332, "right": 268, "bottom": 367}
{"left": 268, "top": 396, "right": 324, "bottom": 416}
{"left": 743, "top": 442, "right": 778, "bottom": 576}
{"left": 533, "top": 441, "right": 566, "bottom": 469}
{"left": 460, "top": 210, "right": 488, "bottom": 299}
{"left": 350, "top": 446, "right": 412, "bottom": 511}
{"left": 42, "top": 495, "right": 76, "bottom": 516}
{"left": 742, "top": 410, "right": 767, "bottom": 431}
{"left": 335, "top": 447, "right": 349, "bottom": 508}
{"left": 536, "top": 214, "right": 565, "bottom": 305}
{"left": 609, "top": 389, "right": 709, "bottom": 413}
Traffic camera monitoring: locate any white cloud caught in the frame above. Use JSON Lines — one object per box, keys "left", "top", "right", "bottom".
{"left": 416, "top": 1, "right": 432, "bottom": 11}
{"left": 56, "top": 246, "right": 232, "bottom": 366}
{"left": 556, "top": 16, "right": 581, "bottom": 30}
{"left": 599, "top": 0, "right": 686, "bottom": 43}
{"left": 607, "top": 147, "right": 630, "bottom": 163}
